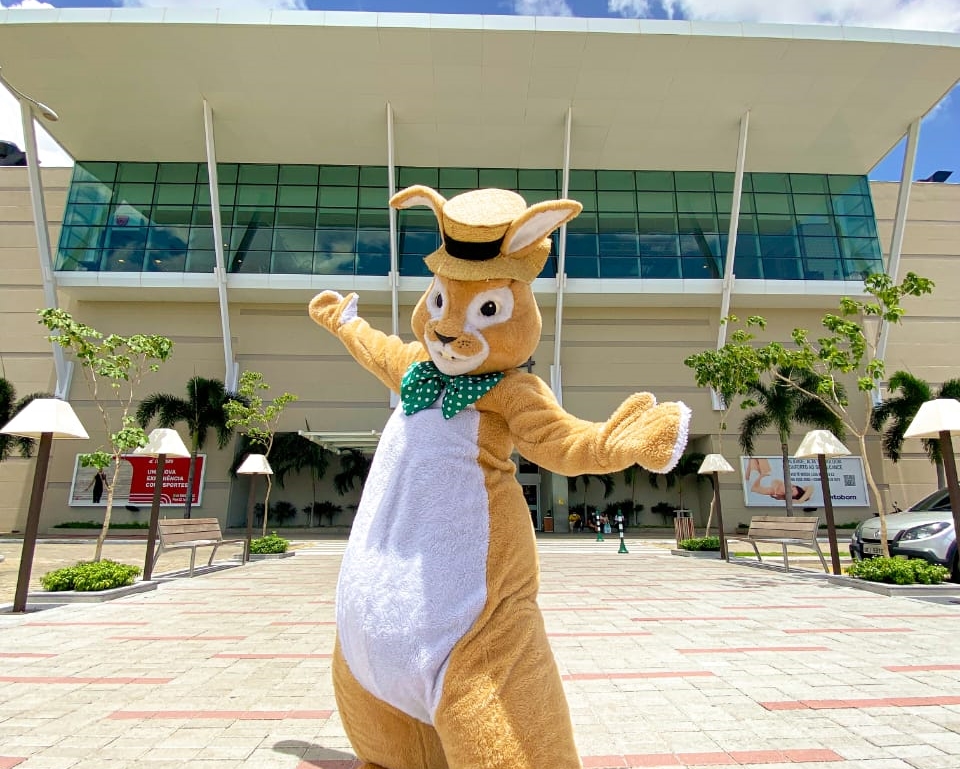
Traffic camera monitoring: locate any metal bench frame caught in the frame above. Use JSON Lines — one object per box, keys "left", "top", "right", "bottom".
{"left": 154, "top": 517, "right": 245, "bottom": 577}
{"left": 724, "top": 515, "right": 828, "bottom": 573}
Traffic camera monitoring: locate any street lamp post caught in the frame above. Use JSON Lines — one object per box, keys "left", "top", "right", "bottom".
{"left": 903, "top": 399, "right": 960, "bottom": 553}
{"left": 134, "top": 428, "right": 191, "bottom": 580}
{"left": 795, "top": 430, "right": 850, "bottom": 575}
{"left": 0, "top": 67, "right": 72, "bottom": 399}
{"left": 236, "top": 454, "right": 273, "bottom": 562}
{"left": 698, "top": 454, "right": 735, "bottom": 560}
{"left": 1, "top": 399, "right": 88, "bottom": 613}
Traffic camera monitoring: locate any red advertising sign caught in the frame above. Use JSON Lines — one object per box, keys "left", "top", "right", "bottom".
{"left": 69, "top": 454, "right": 205, "bottom": 507}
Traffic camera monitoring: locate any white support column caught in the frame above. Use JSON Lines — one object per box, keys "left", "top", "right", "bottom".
{"left": 19, "top": 100, "right": 72, "bottom": 399}
{"left": 387, "top": 102, "right": 401, "bottom": 409}
{"left": 202, "top": 99, "right": 238, "bottom": 392}
{"left": 551, "top": 106, "right": 573, "bottom": 406}
{"left": 875, "top": 117, "right": 921, "bottom": 375}
{"left": 712, "top": 111, "right": 750, "bottom": 410}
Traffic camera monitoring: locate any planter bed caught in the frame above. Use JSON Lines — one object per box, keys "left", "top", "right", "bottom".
{"left": 825, "top": 574, "right": 960, "bottom": 597}
{"left": 670, "top": 549, "right": 721, "bottom": 559}
{"left": 231, "top": 552, "right": 296, "bottom": 561}
{"left": 28, "top": 580, "right": 157, "bottom": 604}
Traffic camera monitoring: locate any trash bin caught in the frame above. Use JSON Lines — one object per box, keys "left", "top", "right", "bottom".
{"left": 543, "top": 515, "right": 554, "bottom": 532}
{"left": 674, "top": 508, "right": 694, "bottom": 545}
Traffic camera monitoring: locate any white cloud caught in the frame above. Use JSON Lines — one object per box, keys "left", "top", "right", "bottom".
{"left": 118, "top": 0, "right": 308, "bottom": 8}
{"left": 0, "top": 1, "right": 55, "bottom": 8}
{"left": 609, "top": 0, "right": 960, "bottom": 32}
{"left": 513, "top": 0, "right": 575, "bottom": 16}
{"left": 0, "top": 85, "right": 74, "bottom": 168}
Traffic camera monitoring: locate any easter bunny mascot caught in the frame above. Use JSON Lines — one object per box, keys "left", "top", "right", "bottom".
{"left": 309, "top": 185, "right": 690, "bottom": 769}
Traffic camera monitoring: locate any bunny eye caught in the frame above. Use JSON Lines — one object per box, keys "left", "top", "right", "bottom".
{"left": 435, "top": 293, "right": 443, "bottom": 309}
{"left": 480, "top": 301, "right": 497, "bottom": 317}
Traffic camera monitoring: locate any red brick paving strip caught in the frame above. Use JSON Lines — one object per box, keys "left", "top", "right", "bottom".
{"left": 0, "top": 676, "right": 172, "bottom": 685}
{"left": 678, "top": 646, "right": 829, "bottom": 654}
{"left": 0, "top": 652, "right": 57, "bottom": 658}
{"left": 762, "top": 695, "right": 960, "bottom": 710}
{"left": 784, "top": 627, "right": 913, "bottom": 634}
{"left": 563, "top": 671, "right": 714, "bottom": 681}
{"left": 633, "top": 616, "right": 749, "bottom": 622}
{"left": 296, "top": 750, "right": 844, "bottom": 769}
{"left": 885, "top": 664, "right": 960, "bottom": 672}
{"left": 109, "top": 635, "right": 248, "bottom": 641}
{"left": 548, "top": 632, "right": 652, "bottom": 637}
{"left": 212, "top": 653, "right": 332, "bottom": 659}
{"left": 25, "top": 621, "right": 149, "bottom": 627}
{"left": 109, "top": 709, "right": 333, "bottom": 720}
{"left": 0, "top": 759, "right": 25, "bottom": 768}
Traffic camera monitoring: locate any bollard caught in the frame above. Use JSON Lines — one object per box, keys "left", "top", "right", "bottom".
{"left": 595, "top": 509, "right": 604, "bottom": 542}
{"left": 616, "top": 509, "right": 628, "bottom": 554}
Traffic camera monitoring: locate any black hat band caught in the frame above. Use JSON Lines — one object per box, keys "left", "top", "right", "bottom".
{"left": 443, "top": 232, "right": 504, "bottom": 261}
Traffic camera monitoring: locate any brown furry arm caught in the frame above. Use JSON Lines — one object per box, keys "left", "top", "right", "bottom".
{"left": 308, "top": 291, "right": 425, "bottom": 393}
{"left": 493, "top": 372, "right": 691, "bottom": 475}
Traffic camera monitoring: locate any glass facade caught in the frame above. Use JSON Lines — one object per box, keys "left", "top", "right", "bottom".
{"left": 56, "top": 162, "right": 883, "bottom": 282}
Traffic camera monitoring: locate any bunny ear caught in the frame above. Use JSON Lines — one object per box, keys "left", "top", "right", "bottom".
{"left": 501, "top": 199, "right": 583, "bottom": 256}
{"left": 389, "top": 185, "right": 447, "bottom": 227}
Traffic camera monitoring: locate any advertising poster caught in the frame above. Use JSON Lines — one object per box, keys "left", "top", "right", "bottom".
{"left": 69, "top": 454, "right": 205, "bottom": 507}
{"left": 741, "top": 455, "right": 868, "bottom": 508}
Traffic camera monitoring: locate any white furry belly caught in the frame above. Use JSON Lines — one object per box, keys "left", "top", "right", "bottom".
{"left": 336, "top": 402, "right": 489, "bottom": 724}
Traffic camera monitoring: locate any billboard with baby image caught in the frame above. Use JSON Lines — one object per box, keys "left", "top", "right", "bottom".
{"left": 741, "top": 456, "right": 868, "bottom": 508}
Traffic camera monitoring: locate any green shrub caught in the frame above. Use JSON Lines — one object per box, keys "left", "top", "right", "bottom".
{"left": 249, "top": 532, "right": 289, "bottom": 555}
{"left": 253, "top": 500, "right": 298, "bottom": 526}
{"left": 41, "top": 560, "right": 142, "bottom": 592}
{"left": 678, "top": 536, "right": 721, "bottom": 551}
{"left": 846, "top": 557, "right": 949, "bottom": 585}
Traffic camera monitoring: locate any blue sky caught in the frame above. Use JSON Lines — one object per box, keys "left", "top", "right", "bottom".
{"left": 2, "top": 0, "right": 959, "bottom": 182}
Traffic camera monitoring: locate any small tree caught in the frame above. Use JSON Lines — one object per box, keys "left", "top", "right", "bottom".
{"left": 223, "top": 370, "right": 298, "bottom": 535}
{"left": 738, "top": 368, "right": 845, "bottom": 516}
{"left": 136, "top": 376, "right": 235, "bottom": 518}
{"left": 38, "top": 309, "right": 173, "bottom": 561}
{"left": 686, "top": 273, "right": 935, "bottom": 556}
{"left": 871, "top": 371, "right": 960, "bottom": 490}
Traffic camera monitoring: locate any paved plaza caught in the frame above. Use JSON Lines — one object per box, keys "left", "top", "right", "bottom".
{"left": 1, "top": 535, "right": 959, "bottom": 768}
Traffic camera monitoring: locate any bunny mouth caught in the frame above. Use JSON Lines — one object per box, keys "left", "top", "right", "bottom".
{"left": 427, "top": 340, "right": 486, "bottom": 375}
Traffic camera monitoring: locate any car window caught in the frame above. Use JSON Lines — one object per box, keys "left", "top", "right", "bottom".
{"left": 910, "top": 489, "right": 951, "bottom": 511}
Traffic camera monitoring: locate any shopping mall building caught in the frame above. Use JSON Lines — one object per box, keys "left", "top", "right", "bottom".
{"left": 1, "top": 8, "right": 959, "bottom": 535}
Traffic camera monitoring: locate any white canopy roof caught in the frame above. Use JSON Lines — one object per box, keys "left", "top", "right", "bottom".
{"left": 1, "top": 9, "right": 959, "bottom": 173}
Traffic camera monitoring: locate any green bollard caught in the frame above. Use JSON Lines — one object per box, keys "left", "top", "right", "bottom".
{"left": 616, "top": 509, "right": 628, "bottom": 554}
{"left": 595, "top": 510, "right": 604, "bottom": 542}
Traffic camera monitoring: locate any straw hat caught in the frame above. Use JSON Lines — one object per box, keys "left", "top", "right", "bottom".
{"left": 390, "top": 185, "right": 582, "bottom": 283}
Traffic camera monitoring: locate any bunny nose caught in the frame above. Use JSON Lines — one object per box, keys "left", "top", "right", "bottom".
{"left": 435, "top": 331, "right": 456, "bottom": 345}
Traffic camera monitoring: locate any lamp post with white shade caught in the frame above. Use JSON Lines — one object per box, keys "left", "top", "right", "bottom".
{"left": 903, "top": 399, "right": 960, "bottom": 550}
{"left": 697, "top": 454, "right": 735, "bottom": 560}
{"left": 795, "top": 430, "right": 850, "bottom": 575}
{"left": 134, "top": 428, "right": 191, "bottom": 580}
{"left": 236, "top": 454, "right": 273, "bottom": 562}
{"left": 0, "top": 399, "right": 88, "bottom": 612}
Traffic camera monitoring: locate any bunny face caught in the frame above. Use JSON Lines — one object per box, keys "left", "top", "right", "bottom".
{"left": 412, "top": 276, "right": 541, "bottom": 376}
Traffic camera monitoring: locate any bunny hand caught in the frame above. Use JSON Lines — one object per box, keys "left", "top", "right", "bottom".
{"left": 309, "top": 291, "right": 360, "bottom": 332}
{"left": 600, "top": 394, "right": 691, "bottom": 474}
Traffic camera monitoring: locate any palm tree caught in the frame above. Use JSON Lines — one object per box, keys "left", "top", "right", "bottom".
{"left": 136, "top": 376, "right": 234, "bottom": 518}
{"left": 871, "top": 371, "right": 960, "bottom": 489}
{"left": 333, "top": 449, "right": 373, "bottom": 496}
{"left": 0, "top": 378, "right": 50, "bottom": 461}
{"left": 569, "top": 473, "right": 616, "bottom": 522}
{"left": 649, "top": 452, "right": 706, "bottom": 513}
{"left": 739, "top": 367, "right": 845, "bottom": 516}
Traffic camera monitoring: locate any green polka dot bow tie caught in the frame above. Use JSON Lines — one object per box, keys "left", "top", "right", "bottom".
{"left": 400, "top": 361, "right": 504, "bottom": 420}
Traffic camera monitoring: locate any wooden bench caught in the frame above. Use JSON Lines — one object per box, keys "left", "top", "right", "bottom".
{"left": 724, "top": 515, "right": 828, "bottom": 573}
{"left": 154, "top": 518, "right": 245, "bottom": 577}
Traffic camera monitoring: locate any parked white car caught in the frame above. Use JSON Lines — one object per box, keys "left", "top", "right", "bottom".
{"left": 849, "top": 488, "right": 957, "bottom": 581}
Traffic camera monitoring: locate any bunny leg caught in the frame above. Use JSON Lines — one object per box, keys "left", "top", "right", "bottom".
{"left": 433, "top": 607, "right": 581, "bottom": 769}
{"left": 333, "top": 641, "right": 449, "bottom": 769}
